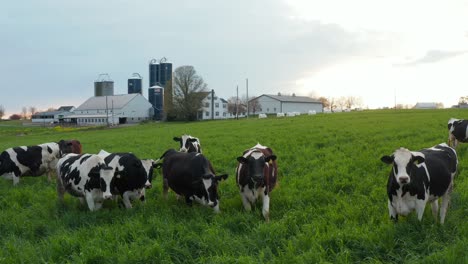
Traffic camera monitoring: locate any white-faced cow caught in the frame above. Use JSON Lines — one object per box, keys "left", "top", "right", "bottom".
{"left": 98, "top": 150, "right": 156, "bottom": 208}
{"left": 447, "top": 118, "right": 468, "bottom": 148}
{"left": 0, "top": 140, "right": 81, "bottom": 185}
{"left": 56, "top": 153, "right": 115, "bottom": 211}
{"left": 236, "top": 143, "right": 278, "bottom": 221}
{"left": 381, "top": 143, "right": 457, "bottom": 224}
{"left": 173, "top": 134, "right": 202, "bottom": 153}
{"left": 157, "top": 149, "right": 228, "bottom": 212}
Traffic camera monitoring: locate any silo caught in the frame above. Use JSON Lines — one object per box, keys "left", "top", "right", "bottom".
{"left": 148, "top": 85, "right": 164, "bottom": 120}
{"left": 128, "top": 73, "right": 143, "bottom": 95}
{"left": 94, "top": 73, "right": 114, "bottom": 96}
{"left": 149, "top": 59, "right": 160, "bottom": 87}
{"left": 159, "top": 57, "right": 173, "bottom": 88}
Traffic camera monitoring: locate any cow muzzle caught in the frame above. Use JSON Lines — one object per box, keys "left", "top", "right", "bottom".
{"left": 145, "top": 182, "right": 152, "bottom": 189}
{"left": 398, "top": 176, "right": 410, "bottom": 185}
{"left": 103, "top": 193, "right": 113, "bottom": 200}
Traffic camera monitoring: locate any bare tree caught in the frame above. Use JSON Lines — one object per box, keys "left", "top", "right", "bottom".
{"left": 336, "top": 97, "right": 347, "bottom": 110}
{"left": 0, "top": 105, "right": 5, "bottom": 120}
{"left": 172, "top": 66, "right": 208, "bottom": 121}
{"left": 318, "top": 97, "right": 330, "bottom": 110}
{"left": 29, "top": 106, "right": 37, "bottom": 117}
{"left": 249, "top": 98, "right": 261, "bottom": 114}
{"left": 163, "top": 79, "right": 175, "bottom": 120}
{"left": 22, "top": 107, "right": 28, "bottom": 120}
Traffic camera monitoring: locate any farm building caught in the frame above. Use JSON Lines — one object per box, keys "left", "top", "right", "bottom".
{"left": 198, "top": 90, "right": 229, "bottom": 120}
{"left": 31, "top": 106, "right": 75, "bottom": 124}
{"left": 65, "top": 94, "right": 153, "bottom": 125}
{"left": 250, "top": 93, "right": 323, "bottom": 114}
{"left": 413, "top": 102, "right": 442, "bottom": 109}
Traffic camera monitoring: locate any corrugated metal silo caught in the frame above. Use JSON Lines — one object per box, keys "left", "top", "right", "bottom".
{"left": 94, "top": 73, "right": 114, "bottom": 96}
{"left": 128, "top": 73, "right": 143, "bottom": 95}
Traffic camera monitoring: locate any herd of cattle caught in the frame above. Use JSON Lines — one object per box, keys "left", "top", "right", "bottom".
{"left": 0, "top": 134, "right": 278, "bottom": 220}
{"left": 0, "top": 118, "right": 467, "bottom": 223}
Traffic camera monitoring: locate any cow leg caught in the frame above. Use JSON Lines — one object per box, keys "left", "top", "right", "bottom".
{"left": 12, "top": 173, "right": 20, "bottom": 186}
{"left": 415, "top": 200, "right": 427, "bottom": 221}
{"left": 56, "top": 179, "right": 65, "bottom": 202}
{"left": 439, "top": 184, "right": 453, "bottom": 224}
{"left": 163, "top": 177, "right": 169, "bottom": 199}
{"left": 241, "top": 194, "right": 252, "bottom": 212}
{"left": 185, "top": 196, "right": 193, "bottom": 206}
{"left": 388, "top": 200, "right": 398, "bottom": 221}
{"left": 431, "top": 200, "right": 439, "bottom": 222}
{"left": 95, "top": 200, "right": 103, "bottom": 210}
{"left": 122, "top": 192, "right": 133, "bottom": 209}
{"left": 261, "top": 189, "right": 270, "bottom": 222}
{"left": 85, "top": 193, "right": 96, "bottom": 211}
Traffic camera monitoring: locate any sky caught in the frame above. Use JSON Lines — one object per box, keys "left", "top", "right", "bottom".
{"left": 1, "top": 0, "right": 467, "bottom": 117}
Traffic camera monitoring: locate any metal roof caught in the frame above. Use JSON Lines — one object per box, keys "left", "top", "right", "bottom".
{"left": 75, "top": 94, "right": 141, "bottom": 111}
{"left": 256, "top": 94, "right": 322, "bottom": 103}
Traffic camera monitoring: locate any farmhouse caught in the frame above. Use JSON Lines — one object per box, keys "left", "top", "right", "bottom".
{"left": 414, "top": 102, "right": 441, "bottom": 109}
{"left": 251, "top": 93, "right": 323, "bottom": 114}
{"left": 66, "top": 94, "right": 153, "bottom": 125}
{"left": 198, "top": 91, "right": 229, "bottom": 120}
{"left": 31, "top": 106, "right": 75, "bottom": 124}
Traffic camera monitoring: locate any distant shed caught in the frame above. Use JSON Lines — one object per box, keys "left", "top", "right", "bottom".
{"left": 251, "top": 94, "right": 323, "bottom": 114}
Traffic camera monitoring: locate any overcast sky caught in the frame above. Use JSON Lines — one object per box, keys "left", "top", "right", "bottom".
{"left": 1, "top": 0, "right": 467, "bottom": 117}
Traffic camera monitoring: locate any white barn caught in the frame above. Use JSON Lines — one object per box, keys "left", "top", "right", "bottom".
{"left": 31, "top": 106, "right": 75, "bottom": 124}
{"left": 198, "top": 91, "right": 229, "bottom": 120}
{"left": 251, "top": 94, "right": 323, "bottom": 114}
{"left": 66, "top": 94, "right": 153, "bottom": 126}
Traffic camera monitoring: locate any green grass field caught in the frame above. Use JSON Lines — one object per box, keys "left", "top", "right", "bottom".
{"left": 0, "top": 109, "right": 467, "bottom": 263}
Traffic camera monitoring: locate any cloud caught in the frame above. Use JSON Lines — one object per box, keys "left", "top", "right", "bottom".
{"left": 396, "top": 50, "right": 468, "bottom": 66}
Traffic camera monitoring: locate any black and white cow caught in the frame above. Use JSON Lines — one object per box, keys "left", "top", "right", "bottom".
{"left": 380, "top": 143, "right": 458, "bottom": 224}
{"left": 157, "top": 149, "right": 227, "bottom": 212}
{"left": 56, "top": 153, "right": 115, "bottom": 211}
{"left": 98, "top": 150, "right": 156, "bottom": 208}
{"left": 236, "top": 143, "right": 278, "bottom": 221}
{"left": 173, "top": 135, "right": 202, "bottom": 153}
{"left": 0, "top": 140, "right": 80, "bottom": 185}
{"left": 447, "top": 118, "right": 468, "bottom": 148}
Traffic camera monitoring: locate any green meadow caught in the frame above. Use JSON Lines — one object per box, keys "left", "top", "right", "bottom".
{"left": 0, "top": 109, "right": 467, "bottom": 263}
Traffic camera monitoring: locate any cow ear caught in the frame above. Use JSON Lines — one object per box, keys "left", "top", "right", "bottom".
{"left": 237, "top": 157, "right": 248, "bottom": 163}
{"left": 411, "top": 152, "right": 425, "bottom": 164}
{"left": 380, "top": 155, "right": 394, "bottom": 164}
{"left": 215, "top": 174, "right": 228, "bottom": 182}
{"left": 265, "top": 155, "right": 277, "bottom": 162}
{"left": 173, "top": 137, "right": 181, "bottom": 142}
{"left": 153, "top": 163, "right": 162, "bottom": 169}
{"left": 189, "top": 138, "right": 198, "bottom": 142}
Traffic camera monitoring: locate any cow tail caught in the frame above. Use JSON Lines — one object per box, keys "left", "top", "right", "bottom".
{"left": 154, "top": 149, "right": 173, "bottom": 163}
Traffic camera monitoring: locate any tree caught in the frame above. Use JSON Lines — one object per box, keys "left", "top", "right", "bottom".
{"left": 248, "top": 98, "right": 261, "bottom": 114}
{"left": 22, "top": 107, "right": 28, "bottom": 120}
{"left": 459, "top": 96, "right": 468, "bottom": 105}
{"left": 29, "top": 106, "right": 37, "bottom": 117}
{"left": 318, "top": 97, "right": 330, "bottom": 110}
{"left": 163, "top": 79, "right": 175, "bottom": 121}
{"left": 9, "top": 114, "right": 21, "bottom": 120}
{"left": 172, "top": 66, "right": 208, "bottom": 121}
{"left": 0, "top": 105, "right": 5, "bottom": 120}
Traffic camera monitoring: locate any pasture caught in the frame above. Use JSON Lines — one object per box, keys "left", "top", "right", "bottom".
{"left": 0, "top": 109, "right": 467, "bottom": 263}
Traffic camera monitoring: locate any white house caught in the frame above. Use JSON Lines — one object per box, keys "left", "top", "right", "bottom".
{"left": 198, "top": 91, "right": 229, "bottom": 120}
{"left": 31, "top": 106, "right": 75, "bottom": 124}
{"left": 66, "top": 94, "right": 153, "bottom": 126}
{"left": 413, "top": 102, "right": 440, "bottom": 109}
{"left": 251, "top": 93, "right": 323, "bottom": 114}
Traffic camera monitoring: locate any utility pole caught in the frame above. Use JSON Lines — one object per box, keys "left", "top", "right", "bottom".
{"left": 211, "top": 89, "right": 214, "bottom": 120}
{"left": 106, "top": 96, "right": 109, "bottom": 127}
{"left": 236, "top": 85, "right": 239, "bottom": 120}
{"left": 246, "top": 78, "right": 249, "bottom": 118}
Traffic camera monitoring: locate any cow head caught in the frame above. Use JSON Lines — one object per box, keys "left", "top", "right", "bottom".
{"left": 141, "top": 159, "right": 158, "bottom": 189}
{"left": 237, "top": 151, "right": 277, "bottom": 185}
{"left": 195, "top": 173, "right": 228, "bottom": 212}
{"left": 173, "top": 135, "right": 202, "bottom": 153}
{"left": 89, "top": 163, "right": 115, "bottom": 199}
{"left": 381, "top": 148, "right": 425, "bottom": 185}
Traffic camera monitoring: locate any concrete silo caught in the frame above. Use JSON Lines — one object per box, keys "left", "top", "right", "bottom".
{"left": 94, "top": 73, "right": 114, "bottom": 96}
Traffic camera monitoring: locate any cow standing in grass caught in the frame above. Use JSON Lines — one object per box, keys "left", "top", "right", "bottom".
{"left": 56, "top": 153, "right": 115, "bottom": 211}
{"left": 447, "top": 118, "right": 468, "bottom": 148}
{"left": 236, "top": 143, "right": 278, "bottom": 221}
{"left": 98, "top": 150, "right": 156, "bottom": 208}
{"left": 380, "top": 143, "right": 457, "bottom": 224}
{"left": 0, "top": 140, "right": 81, "bottom": 185}
{"left": 157, "top": 149, "right": 228, "bottom": 212}
{"left": 173, "top": 135, "right": 202, "bottom": 153}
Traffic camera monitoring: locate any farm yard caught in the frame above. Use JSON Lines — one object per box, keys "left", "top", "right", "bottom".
{"left": 0, "top": 109, "right": 467, "bottom": 263}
